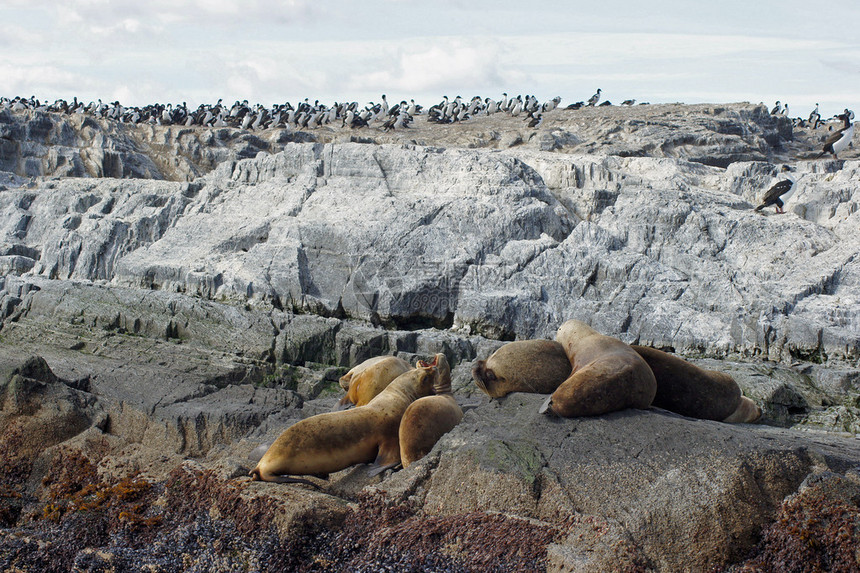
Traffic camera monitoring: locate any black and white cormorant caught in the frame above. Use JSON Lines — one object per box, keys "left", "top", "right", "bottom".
{"left": 754, "top": 165, "right": 796, "bottom": 214}
{"left": 816, "top": 113, "right": 854, "bottom": 160}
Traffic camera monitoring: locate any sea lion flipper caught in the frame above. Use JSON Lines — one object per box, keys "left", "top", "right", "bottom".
{"left": 722, "top": 396, "right": 762, "bottom": 424}
{"left": 249, "top": 468, "right": 323, "bottom": 489}
{"left": 367, "top": 462, "right": 400, "bottom": 477}
{"left": 368, "top": 440, "right": 402, "bottom": 476}
{"left": 538, "top": 395, "right": 556, "bottom": 416}
{"left": 332, "top": 395, "right": 354, "bottom": 412}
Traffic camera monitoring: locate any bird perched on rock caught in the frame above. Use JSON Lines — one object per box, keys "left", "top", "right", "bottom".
{"left": 587, "top": 89, "right": 601, "bottom": 106}
{"left": 525, "top": 111, "right": 542, "bottom": 128}
{"left": 754, "top": 165, "right": 796, "bottom": 214}
{"left": 808, "top": 103, "right": 821, "bottom": 128}
{"left": 816, "top": 113, "right": 854, "bottom": 160}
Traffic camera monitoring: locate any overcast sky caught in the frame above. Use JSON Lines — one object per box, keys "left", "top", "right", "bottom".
{"left": 2, "top": 0, "right": 858, "bottom": 118}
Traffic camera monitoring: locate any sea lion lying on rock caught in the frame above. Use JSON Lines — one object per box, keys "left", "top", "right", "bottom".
{"left": 399, "top": 354, "right": 463, "bottom": 468}
{"left": 541, "top": 320, "right": 657, "bottom": 418}
{"left": 472, "top": 340, "right": 572, "bottom": 398}
{"left": 336, "top": 355, "right": 411, "bottom": 410}
{"left": 632, "top": 345, "right": 761, "bottom": 423}
{"left": 250, "top": 355, "right": 443, "bottom": 484}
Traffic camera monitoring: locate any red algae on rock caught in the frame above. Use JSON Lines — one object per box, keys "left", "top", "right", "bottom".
{"left": 731, "top": 471, "right": 860, "bottom": 573}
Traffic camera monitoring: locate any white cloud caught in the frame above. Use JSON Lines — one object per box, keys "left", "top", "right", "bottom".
{"left": 1, "top": 2, "right": 858, "bottom": 114}
{"left": 349, "top": 38, "right": 508, "bottom": 94}
{"left": 0, "top": 63, "right": 84, "bottom": 98}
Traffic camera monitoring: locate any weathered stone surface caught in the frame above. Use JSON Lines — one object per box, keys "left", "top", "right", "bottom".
{"left": 374, "top": 392, "right": 860, "bottom": 572}
{"left": 2, "top": 143, "right": 858, "bottom": 365}
{"left": 0, "top": 102, "right": 859, "bottom": 571}
{"left": 0, "top": 108, "right": 313, "bottom": 181}
{"left": 3, "top": 103, "right": 842, "bottom": 183}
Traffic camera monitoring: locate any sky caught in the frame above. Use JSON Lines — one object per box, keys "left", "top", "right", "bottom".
{"left": 2, "top": 0, "right": 858, "bottom": 118}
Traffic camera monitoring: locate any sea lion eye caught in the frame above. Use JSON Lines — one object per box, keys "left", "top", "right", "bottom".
{"left": 486, "top": 369, "right": 496, "bottom": 381}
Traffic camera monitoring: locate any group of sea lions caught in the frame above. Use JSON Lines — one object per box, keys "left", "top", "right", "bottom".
{"left": 472, "top": 319, "right": 760, "bottom": 423}
{"left": 250, "top": 319, "right": 760, "bottom": 485}
{"left": 250, "top": 353, "right": 463, "bottom": 484}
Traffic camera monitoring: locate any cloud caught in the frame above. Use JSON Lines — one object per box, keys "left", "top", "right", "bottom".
{"left": 348, "top": 38, "right": 511, "bottom": 94}
{"left": 49, "top": 0, "right": 322, "bottom": 30}
{"left": 0, "top": 63, "right": 84, "bottom": 98}
{"left": 0, "top": 24, "right": 45, "bottom": 47}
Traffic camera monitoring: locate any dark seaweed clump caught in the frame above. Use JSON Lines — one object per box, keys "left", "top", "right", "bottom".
{"left": 0, "top": 449, "right": 569, "bottom": 572}
{"left": 730, "top": 471, "right": 860, "bottom": 573}
{"left": 297, "top": 492, "right": 565, "bottom": 572}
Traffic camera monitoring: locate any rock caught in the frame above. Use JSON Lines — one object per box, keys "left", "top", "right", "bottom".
{"left": 0, "top": 101, "right": 859, "bottom": 571}
{"left": 4, "top": 143, "right": 858, "bottom": 364}
{"left": 0, "top": 350, "right": 103, "bottom": 465}
{"left": 377, "top": 392, "right": 860, "bottom": 572}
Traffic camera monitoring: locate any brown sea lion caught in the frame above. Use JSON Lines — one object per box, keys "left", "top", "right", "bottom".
{"left": 399, "top": 354, "right": 463, "bottom": 468}
{"left": 472, "top": 340, "right": 572, "bottom": 398}
{"left": 250, "top": 355, "right": 443, "bottom": 483}
{"left": 541, "top": 320, "right": 657, "bottom": 418}
{"left": 336, "top": 355, "right": 412, "bottom": 409}
{"left": 631, "top": 345, "right": 761, "bottom": 423}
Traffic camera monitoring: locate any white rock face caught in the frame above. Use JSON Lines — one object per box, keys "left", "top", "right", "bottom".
{"left": 1, "top": 139, "right": 858, "bottom": 365}
{"left": 1, "top": 104, "right": 859, "bottom": 571}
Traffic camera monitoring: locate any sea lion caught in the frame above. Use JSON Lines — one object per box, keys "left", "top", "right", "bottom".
{"left": 541, "top": 320, "right": 657, "bottom": 418}
{"left": 472, "top": 340, "right": 572, "bottom": 398}
{"left": 399, "top": 354, "right": 463, "bottom": 468}
{"left": 632, "top": 345, "right": 761, "bottom": 423}
{"left": 336, "top": 355, "right": 412, "bottom": 409}
{"left": 250, "top": 355, "right": 442, "bottom": 483}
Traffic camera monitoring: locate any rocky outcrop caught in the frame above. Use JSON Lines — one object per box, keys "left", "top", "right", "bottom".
{"left": 0, "top": 103, "right": 810, "bottom": 184}
{"left": 0, "top": 108, "right": 314, "bottom": 181}
{"left": 0, "top": 103, "right": 859, "bottom": 571}
{"left": 2, "top": 142, "right": 858, "bottom": 365}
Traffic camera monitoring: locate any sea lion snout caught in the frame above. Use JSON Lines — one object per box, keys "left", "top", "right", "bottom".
{"left": 471, "top": 360, "right": 495, "bottom": 394}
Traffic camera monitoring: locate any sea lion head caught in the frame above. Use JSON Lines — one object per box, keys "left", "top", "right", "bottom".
{"left": 411, "top": 354, "right": 444, "bottom": 397}
{"left": 472, "top": 340, "right": 572, "bottom": 399}
{"left": 419, "top": 353, "right": 451, "bottom": 394}
{"left": 471, "top": 359, "right": 504, "bottom": 398}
